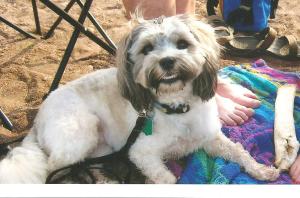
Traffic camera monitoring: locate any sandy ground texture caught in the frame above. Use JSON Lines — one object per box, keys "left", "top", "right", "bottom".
{"left": 0, "top": 0, "right": 299, "bottom": 182}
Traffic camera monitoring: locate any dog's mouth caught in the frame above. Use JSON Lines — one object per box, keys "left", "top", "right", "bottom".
{"left": 147, "top": 65, "right": 196, "bottom": 93}
{"left": 148, "top": 70, "right": 194, "bottom": 92}
{"left": 159, "top": 73, "right": 180, "bottom": 84}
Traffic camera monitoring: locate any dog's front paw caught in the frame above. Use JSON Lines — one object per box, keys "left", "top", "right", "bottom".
{"left": 250, "top": 164, "right": 280, "bottom": 181}
{"left": 150, "top": 171, "right": 177, "bottom": 184}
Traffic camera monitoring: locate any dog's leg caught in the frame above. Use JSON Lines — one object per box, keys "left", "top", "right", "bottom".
{"left": 38, "top": 92, "right": 101, "bottom": 171}
{"left": 46, "top": 111, "right": 100, "bottom": 171}
{"left": 129, "top": 135, "right": 177, "bottom": 184}
{"left": 203, "top": 133, "right": 280, "bottom": 181}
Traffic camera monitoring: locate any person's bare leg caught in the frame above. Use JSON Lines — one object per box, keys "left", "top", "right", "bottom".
{"left": 216, "top": 78, "right": 260, "bottom": 126}
{"left": 122, "top": 0, "right": 140, "bottom": 19}
{"left": 290, "top": 155, "right": 300, "bottom": 183}
{"left": 122, "top": 0, "right": 176, "bottom": 20}
{"left": 176, "top": 0, "right": 195, "bottom": 14}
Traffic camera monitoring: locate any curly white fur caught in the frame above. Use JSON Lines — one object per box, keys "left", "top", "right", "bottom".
{"left": 0, "top": 15, "right": 279, "bottom": 183}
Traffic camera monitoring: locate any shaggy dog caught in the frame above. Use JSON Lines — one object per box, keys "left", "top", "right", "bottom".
{"left": 0, "top": 15, "right": 279, "bottom": 183}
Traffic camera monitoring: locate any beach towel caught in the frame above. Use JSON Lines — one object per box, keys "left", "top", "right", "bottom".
{"left": 169, "top": 59, "right": 300, "bottom": 184}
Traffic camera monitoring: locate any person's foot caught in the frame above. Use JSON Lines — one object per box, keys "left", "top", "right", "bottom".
{"left": 217, "top": 81, "right": 261, "bottom": 108}
{"left": 290, "top": 155, "right": 300, "bottom": 183}
{"left": 216, "top": 94, "right": 254, "bottom": 126}
{"left": 215, "top": 79, "right": 261, "bottom": 126}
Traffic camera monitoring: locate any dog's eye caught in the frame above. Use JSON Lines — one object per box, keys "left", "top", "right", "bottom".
{"left": 177, "top": 40, "right": 189, "bottom": 50}
{"left": 141, "top": 44, "right": 154, "bottom": 55}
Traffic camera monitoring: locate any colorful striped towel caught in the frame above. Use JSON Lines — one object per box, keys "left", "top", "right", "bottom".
{"left": 169, "top": 59, "right": 300, "bottom": 184}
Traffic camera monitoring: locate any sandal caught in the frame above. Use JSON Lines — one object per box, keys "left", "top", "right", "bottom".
{"left": 225, "top": 27, "right": 277, "bottom": 57}
{"left": 265, "top": 35, "right": 300, "bottom": 61}
{"left": 205, "top": 15, "right": 234, "bottom": 45}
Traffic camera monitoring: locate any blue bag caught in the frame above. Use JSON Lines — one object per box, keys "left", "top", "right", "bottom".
{"left": 207, "top": 0, "right": 279, "bottom": 32}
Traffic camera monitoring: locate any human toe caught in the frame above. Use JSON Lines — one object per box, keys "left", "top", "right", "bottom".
{"left": 234, "top": 96, "right": 261, "bottom": 108}
{"left": 220, "top": 119, "right": 225, "bottom": 126}
{"left": 235, "top": 105, "right": 254, "bottom": 117}
{"left": 228, "top": 113, "right": 244, "bottom": 125}
{"left": 244, "top": 92, "right": 258, "bottom": 99}
{"left": 294, "top": 176, "right": 300, "bottom": 184}
{"left": 292, "top": 170, "right": 300, "bottom": 183}
{"left": 290, "top": 159, "right": 300, "bottom": 183}
{"left": 220, "top": 115, "right": 237, "bottom": 126}
{"left": 234, "top": 109, "right": 249, "bottom": 122}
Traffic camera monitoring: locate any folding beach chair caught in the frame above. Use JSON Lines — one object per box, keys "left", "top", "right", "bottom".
{"left": 39, "top": 0, "right": 117, "bottom": 96}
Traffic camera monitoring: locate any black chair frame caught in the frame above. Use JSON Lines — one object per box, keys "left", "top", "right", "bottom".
{"left": 40, "top": 0, "right": 117, "bottom": 95}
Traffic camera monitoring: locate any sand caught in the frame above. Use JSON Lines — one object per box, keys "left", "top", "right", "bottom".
{"left": 0, "top": 0, "right": 299, "bottom": 142}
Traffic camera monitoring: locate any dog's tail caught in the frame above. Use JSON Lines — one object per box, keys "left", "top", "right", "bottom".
{"left": 0, "top": 128, "right": 48, "bottom": 183}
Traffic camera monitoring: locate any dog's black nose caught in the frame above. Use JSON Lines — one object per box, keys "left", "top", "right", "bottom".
{"left": 159, "top": 57, "right": 175, "bottom": 70}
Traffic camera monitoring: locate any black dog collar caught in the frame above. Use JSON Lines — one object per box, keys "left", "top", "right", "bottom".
{"left": 153, "top": 102, "right": 190, "bottom": 114}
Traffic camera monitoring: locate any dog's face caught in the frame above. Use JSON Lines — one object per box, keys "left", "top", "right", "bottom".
{"left": 117, "top": 15, "right": 220, "bottom": 111}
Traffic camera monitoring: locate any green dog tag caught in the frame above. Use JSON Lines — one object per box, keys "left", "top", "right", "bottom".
{"left": 143, "top": 116, "right": 153, "bottom": 136}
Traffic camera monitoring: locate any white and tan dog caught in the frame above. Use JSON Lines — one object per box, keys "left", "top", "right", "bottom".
{"left": 0, "top": 15, "right": 279, "bottom": 183}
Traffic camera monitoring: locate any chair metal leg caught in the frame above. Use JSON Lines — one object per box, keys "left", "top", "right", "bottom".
{"left": 40, "top": 0, "right": 115, "bottom": 55}
{"left": 0, "top": 108, "right": 14, "bottom": 131}
{"left": 43, "top": 0, "right": 77, "bottom": 39}
{"left": 31, "top": 0, "right": 42, "bottom": 35}
{"left": 47, "top": 0, "right": 93, "bottom": 94}
{"left": 76, "top": 0, "right": 117, "bottom": 50}
{"left": 0, "top": 16, "right": 36, "bottom": 39}
{"left": 270, "top": 0, "right": 279, "bottom": 19}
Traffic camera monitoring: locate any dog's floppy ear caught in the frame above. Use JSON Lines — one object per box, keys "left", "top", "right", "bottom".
{"left": 177, "top": 14, "right": 220, "bottom": 101}
{"left": 117, "top": 26, "right": 154, "bottom": 112}
{"left": 192, "top": 58, "right": 218, "bottom": 101}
